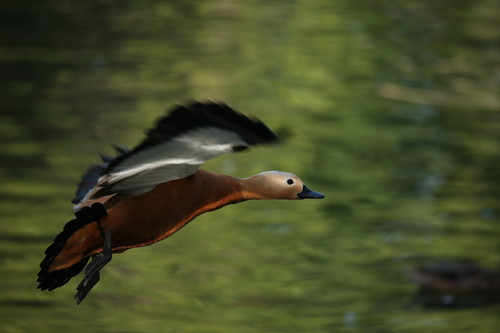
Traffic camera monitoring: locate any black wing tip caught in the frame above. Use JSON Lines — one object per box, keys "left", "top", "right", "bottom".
{"left": 166, "top": 100, "right": 279, "bottom": 144}
{"left": 106, "top": 101, "right": 279, "bottom": 172}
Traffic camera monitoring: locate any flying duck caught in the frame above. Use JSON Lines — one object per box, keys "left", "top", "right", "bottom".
{"left": 37, "top": 102, "right": 325, "bottom": 304}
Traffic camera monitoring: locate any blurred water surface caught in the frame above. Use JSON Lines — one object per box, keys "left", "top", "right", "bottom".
{"left": 1, "top": 1, "right": 499, "bottom": 332}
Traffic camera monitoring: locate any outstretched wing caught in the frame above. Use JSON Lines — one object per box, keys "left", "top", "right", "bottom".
{"left": 71, "top": 146, "right": 129, "bottom": 204}
{"left": 89, "top": 102, "right": 278, "bottom": 199}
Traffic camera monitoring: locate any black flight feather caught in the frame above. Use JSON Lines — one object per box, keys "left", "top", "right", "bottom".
{"left": 106, "top": 102, "right": 279, "bottom": 173}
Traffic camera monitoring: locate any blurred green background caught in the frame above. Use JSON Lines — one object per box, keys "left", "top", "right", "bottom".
{"left": 1, "top": 1, "right": 499, "bottom": 332}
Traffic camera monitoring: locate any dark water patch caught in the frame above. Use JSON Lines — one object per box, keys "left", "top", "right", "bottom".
{"left": 0, "top": 154, "right": 48, "bottom": 171}
{"left": 0, "top": 299, "right": 54, "bottom": 308}
{"left": 0, "top": 193, "right": 61, "bottom": 204}
{"left": 0, "top": 233, "right": 54, "bottom": 244}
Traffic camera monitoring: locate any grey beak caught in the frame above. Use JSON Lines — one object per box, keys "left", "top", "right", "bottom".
{"left": 297, "top": 185, "right": 325, "bottom": 199}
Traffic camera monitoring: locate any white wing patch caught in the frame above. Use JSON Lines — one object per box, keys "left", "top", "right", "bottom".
{"left": 98, "top": 127, "right": 247, "bottom": 195}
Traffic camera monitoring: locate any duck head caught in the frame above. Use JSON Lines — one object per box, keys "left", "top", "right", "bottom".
{"left": 242, "top": 171, "right": 325, "bottom": 200}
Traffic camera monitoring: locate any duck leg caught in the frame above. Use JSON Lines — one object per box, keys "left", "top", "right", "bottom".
{"left": 75, "top": 229, "right": 112, "bottom": 304}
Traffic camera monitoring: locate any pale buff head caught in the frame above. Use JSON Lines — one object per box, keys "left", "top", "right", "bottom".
{"left": 242, "top": 171, "right": 325, "bottom": 200}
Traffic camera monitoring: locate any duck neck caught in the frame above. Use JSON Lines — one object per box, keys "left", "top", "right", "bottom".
{"left": 239, "top": 175, "right": 272, "bottom": 200}
{"left": 194, "top": 170, "right": 248, "bottom": 209}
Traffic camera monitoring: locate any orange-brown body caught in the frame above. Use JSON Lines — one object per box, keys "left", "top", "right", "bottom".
{"left": 37, "top": 102, "right": 325, "bottom": 304}
{"left": 50, "top": 170, "right": 245, "bottom": 271}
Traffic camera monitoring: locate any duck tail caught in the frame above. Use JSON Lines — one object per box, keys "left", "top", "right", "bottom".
{"left": 37, "top": 203, "right": 107, "bottom": 291}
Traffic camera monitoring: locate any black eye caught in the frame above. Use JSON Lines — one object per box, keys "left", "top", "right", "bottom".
{"left": 287, "top": 179, "right": 294, "bottom": 185}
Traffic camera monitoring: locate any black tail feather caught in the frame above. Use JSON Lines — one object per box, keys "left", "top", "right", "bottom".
{"left": 37, "top": 203, "right": 107, "bottom": 291}
{"left": 37, "top": 257, "right": 90, "bottom": 291}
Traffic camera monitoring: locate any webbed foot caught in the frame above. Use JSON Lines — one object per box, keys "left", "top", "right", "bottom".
{"left": 75, "top": 229, "right": 112, "bottom": 304}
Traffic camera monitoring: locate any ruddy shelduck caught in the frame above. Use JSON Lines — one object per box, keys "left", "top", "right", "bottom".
{"left": 37, "top": 102, "right": 324, "bottom": 304}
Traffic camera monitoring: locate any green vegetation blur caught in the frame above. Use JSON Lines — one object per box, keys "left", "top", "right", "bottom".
{"left": 1, "top": 1, "right": 499, "bottom": 332}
